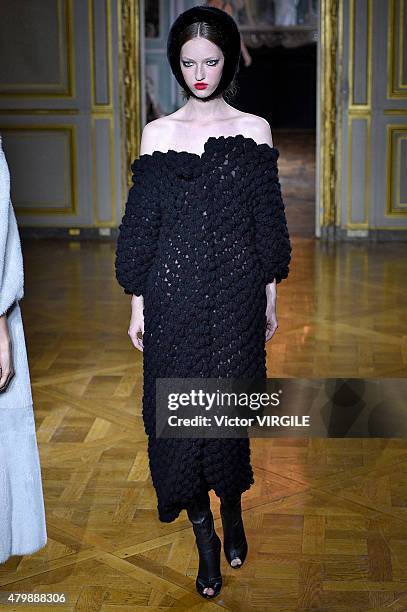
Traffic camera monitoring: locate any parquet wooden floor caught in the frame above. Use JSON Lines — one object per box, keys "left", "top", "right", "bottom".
{"left": 0, "top": 238, "right": 406, "bottom": 611}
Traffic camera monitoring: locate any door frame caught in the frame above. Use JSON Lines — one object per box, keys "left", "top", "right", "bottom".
{"left": 316, "top": 0, "right": 340, "bottom": 238}
{"left": 121, "top": 0, "right": 340, "bottom": 240}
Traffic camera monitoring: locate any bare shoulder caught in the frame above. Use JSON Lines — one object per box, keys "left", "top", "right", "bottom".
{"left": 239, "top": 114, "right": 273, "bottom": 147}
{"left": 139, "top": 117, "right": 175, "bottom": 155}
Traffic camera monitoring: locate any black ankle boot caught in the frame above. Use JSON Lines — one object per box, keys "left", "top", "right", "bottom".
{"left": 220, "top": 493, "right": 248, "bottom": 568}
{"left": 186, "top": 497, "right": 222, "bottom": 598}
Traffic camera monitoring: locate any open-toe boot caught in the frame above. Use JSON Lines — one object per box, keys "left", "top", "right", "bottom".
{"left": 220, "top": 493, "right": 248, "bottom": 568}
{"left": 187, "top": 497, "right": 222, "bottom": 598}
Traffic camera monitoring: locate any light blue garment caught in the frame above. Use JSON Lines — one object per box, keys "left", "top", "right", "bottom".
{"left": 0, "top": 136, "right": 47, "bottom": 563}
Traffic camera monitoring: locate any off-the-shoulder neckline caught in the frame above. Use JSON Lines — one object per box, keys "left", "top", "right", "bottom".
{"left": 137, "top": 133, "right": 278, "bottom": 162}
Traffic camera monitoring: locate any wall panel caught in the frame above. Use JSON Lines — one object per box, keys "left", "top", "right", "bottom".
{"left": 0, "top": 0, "right": 124, "bottom": 232}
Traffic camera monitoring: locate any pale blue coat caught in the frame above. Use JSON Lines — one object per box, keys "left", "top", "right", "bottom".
{"left": 0, "top": 136, "right": 47, "bottom": 563}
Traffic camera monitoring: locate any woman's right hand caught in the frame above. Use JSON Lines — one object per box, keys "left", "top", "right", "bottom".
{"left": 0, "top": 314, "right": 15, "bottom": 392}
{"left": 128, "top": 295, "right": 144, "bottom": 352}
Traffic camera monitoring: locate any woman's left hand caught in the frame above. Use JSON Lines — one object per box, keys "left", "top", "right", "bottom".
{"left": 265, "top": 281, "right": 278, "bottom": 342}
{"left": 265, "top": 306, "right": 278, "bottom": 342}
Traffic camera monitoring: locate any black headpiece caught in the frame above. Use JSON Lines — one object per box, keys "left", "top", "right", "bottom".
{"left": 166, "top": 5, "right": 241, "bottom": 101}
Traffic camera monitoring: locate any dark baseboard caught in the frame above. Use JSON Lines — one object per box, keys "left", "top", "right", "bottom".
{"left": 18, "top": 226, "right": 407, "bottom": 242}
{"left": 19, "top": 227, "right": 120, "bottom": 240}
{"left": 320, "top": 226, "right": 407, "bottom": 242}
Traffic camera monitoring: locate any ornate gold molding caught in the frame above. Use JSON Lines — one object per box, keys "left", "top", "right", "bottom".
{"left": 121, "top": 0, "right": 141, "bottom": 187}
{"left": 319, "top": 0, "right": 339, "bottom": 229}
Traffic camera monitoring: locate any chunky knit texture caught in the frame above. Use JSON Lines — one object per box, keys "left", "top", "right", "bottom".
{"left": 115, "top": 134, "right": 292, "bottom": 522}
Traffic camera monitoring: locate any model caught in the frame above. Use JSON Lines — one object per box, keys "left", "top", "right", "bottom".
{"left": 0, "top": 135, "right": 47, "bottom": 564}
{"left": 115, "top": 6, "right": 291, "bottom": 599}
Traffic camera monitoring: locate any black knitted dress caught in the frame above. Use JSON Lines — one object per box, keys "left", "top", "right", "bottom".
{"left": 115, "top": 134, "right": 292, "bottom": 522}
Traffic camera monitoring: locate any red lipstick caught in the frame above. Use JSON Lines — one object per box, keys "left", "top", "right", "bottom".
{"left": 194, "top": 82, "right": 208, "bottom": 90}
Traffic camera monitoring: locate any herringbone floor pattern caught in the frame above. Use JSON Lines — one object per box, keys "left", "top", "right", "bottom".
{"left": 0, "top": 238, "right": 406, "bottom": 611}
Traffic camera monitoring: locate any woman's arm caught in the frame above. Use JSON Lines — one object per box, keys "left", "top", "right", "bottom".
{"left": 115, "top": 123, "right": 162, "bottom": 351}
{"left": 249, "top": 121, "right": 292, "bottom": 341}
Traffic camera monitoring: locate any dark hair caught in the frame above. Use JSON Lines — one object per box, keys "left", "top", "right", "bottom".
{"left": 167, "top": 5, "right": 241, "bottom": 103}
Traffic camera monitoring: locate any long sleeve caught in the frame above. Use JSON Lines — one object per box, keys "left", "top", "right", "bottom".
{"left": 0, "top": 137, "right": 24, "bottom": 317}
{"left": 115, "top": 156, "right": 161, "bottom": 297}
{"left": 251, "top": 146, "right": 292, "bottom": 284}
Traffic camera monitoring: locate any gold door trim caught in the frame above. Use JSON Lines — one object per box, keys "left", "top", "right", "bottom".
{"left": 319, "top": 0, "right": 339, "bottom": 228}
{"left": 121, "top": 0, "right": 141, "bottom": 188}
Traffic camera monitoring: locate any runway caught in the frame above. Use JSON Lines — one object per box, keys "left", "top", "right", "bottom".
{"left": 1, "top": 236, "right": 406, "bottom": 610}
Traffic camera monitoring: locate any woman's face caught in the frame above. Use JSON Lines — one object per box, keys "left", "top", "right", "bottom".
{"left": 180, "top": 36, "right": 224, "bottom": 98}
